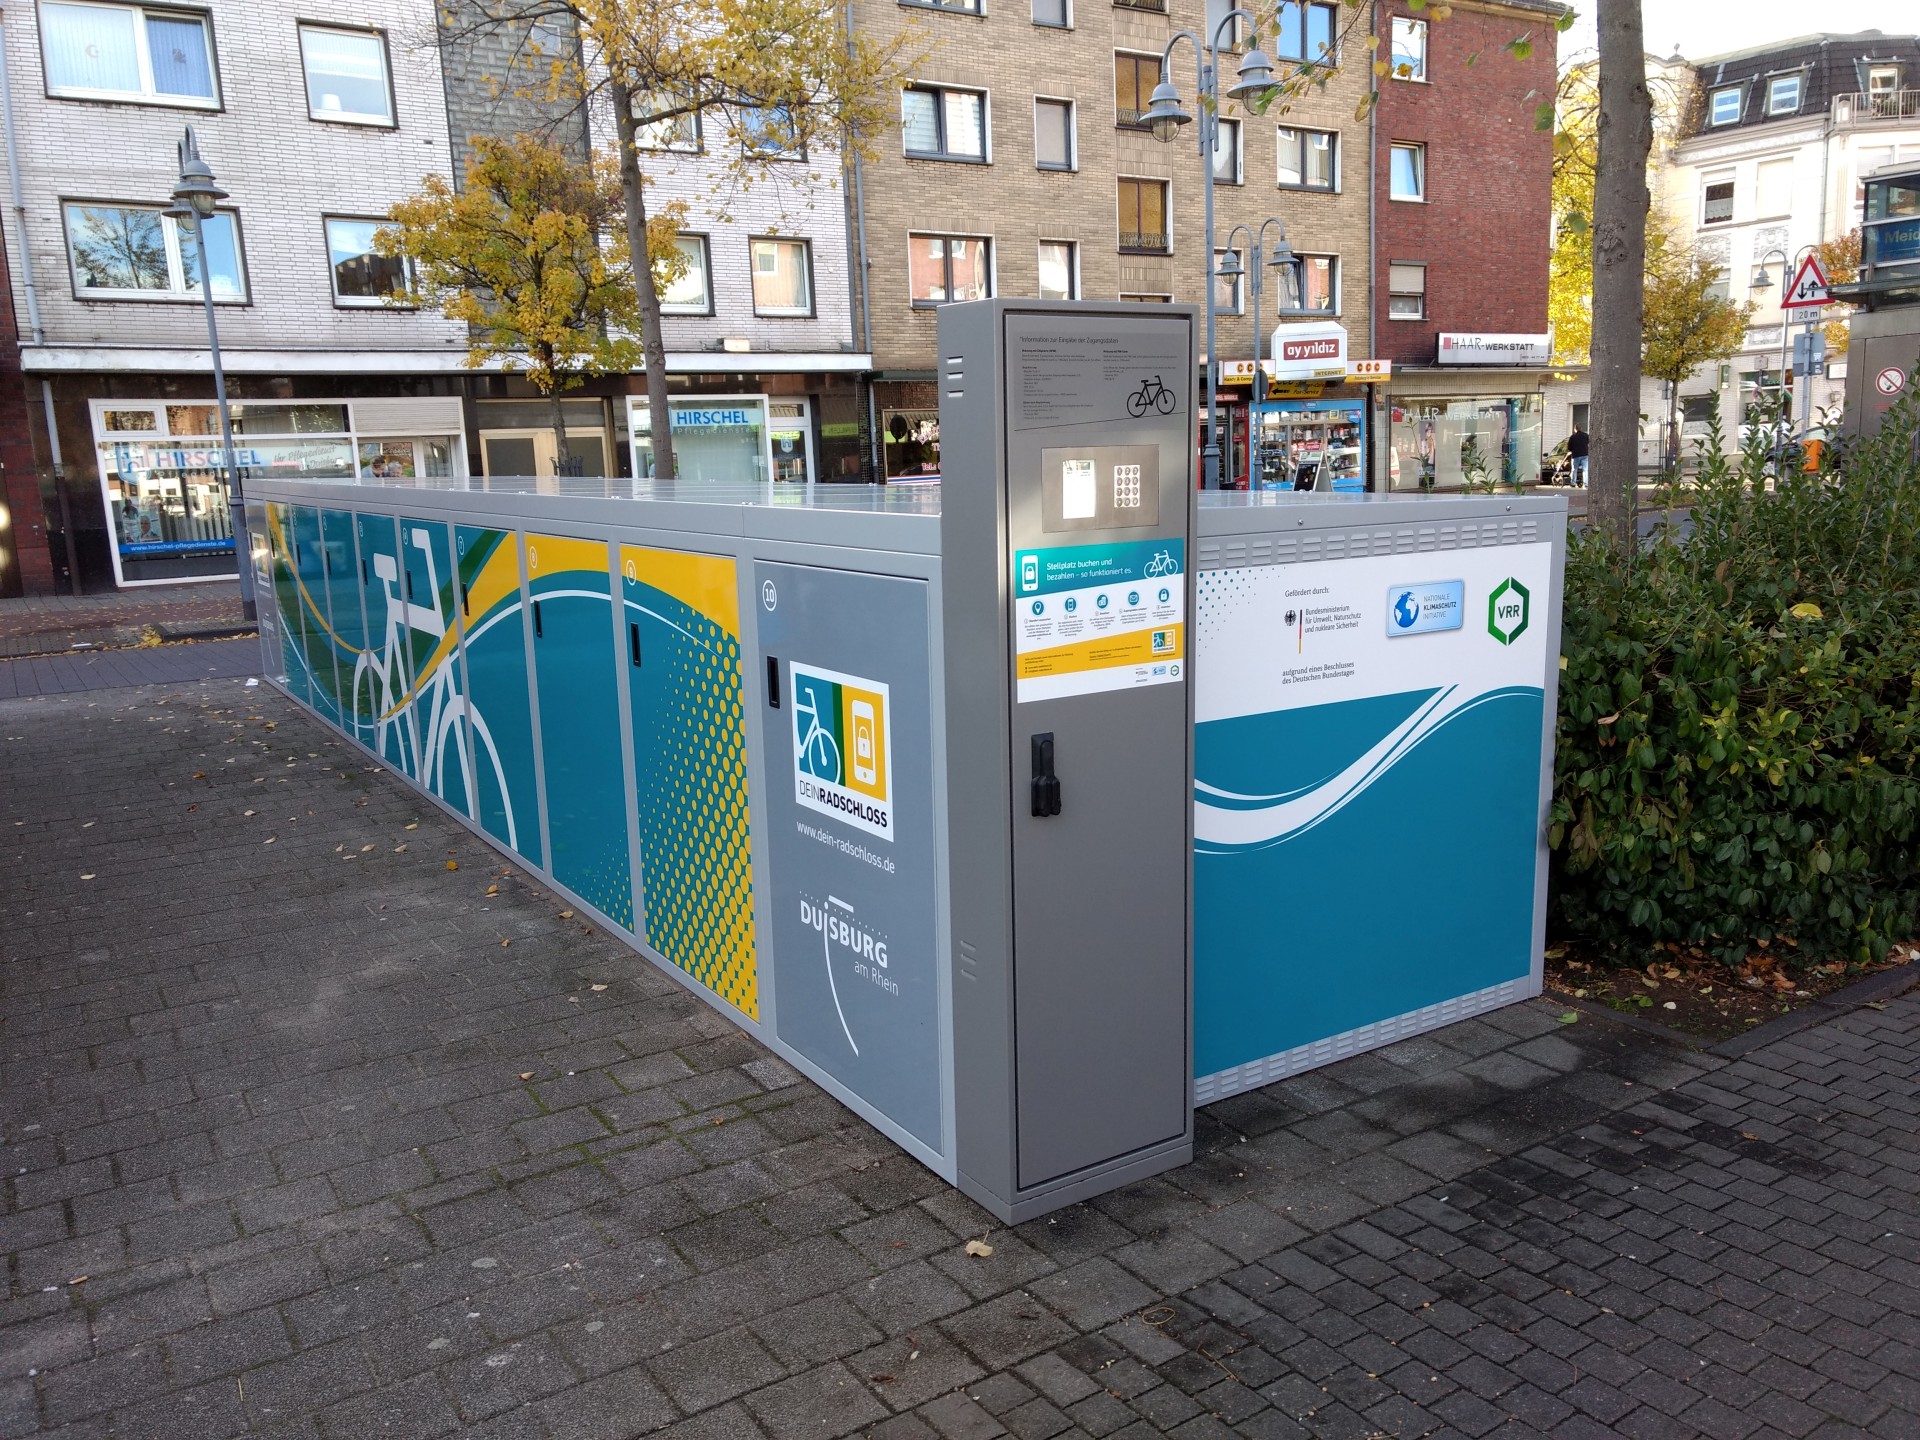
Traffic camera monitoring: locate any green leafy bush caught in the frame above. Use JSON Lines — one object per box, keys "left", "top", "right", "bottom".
{"left": 1550, "top": 395, "right": 1920, "bottom": 968}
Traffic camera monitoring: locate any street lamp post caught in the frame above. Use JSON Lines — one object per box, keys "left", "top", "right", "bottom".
{"left": 1751, "top": 243, "right": 1819, "bottom": 453}
{"left": 164, "top": 126, "right": 256, "bottom": 620}
{"left": 1216, "top": 218, "right": 1301, "bottom": 489}
{"left": 1139, "top": 15, "right": 1274, "bottom": 490}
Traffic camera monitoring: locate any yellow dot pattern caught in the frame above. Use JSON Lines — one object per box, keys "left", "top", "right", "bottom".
{"left": 622, "top": 547, "right": 757, "bottom": 1020}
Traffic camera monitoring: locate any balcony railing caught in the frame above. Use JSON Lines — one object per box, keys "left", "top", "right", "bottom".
{"left": 1116, "top": 107, "right": 1149, "bottom": 128}
{"left": 1835, "top": 89, "right": 1920, "bottom": 123}
{"left": 1119, "top": 231, "right": 1171, "bottom": 253}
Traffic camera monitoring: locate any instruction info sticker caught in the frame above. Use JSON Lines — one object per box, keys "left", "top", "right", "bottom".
{"left": 1011, "top": 538, "right": 1185, "bottom": 702}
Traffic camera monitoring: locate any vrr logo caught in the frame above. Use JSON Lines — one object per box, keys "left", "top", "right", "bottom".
{"left": 1487, "top": 577, "right": 1531, "bottom": 645}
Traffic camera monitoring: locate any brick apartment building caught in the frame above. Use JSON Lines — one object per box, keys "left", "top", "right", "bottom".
{"left": 849, "top": 0, "right": 1378, "bottom": 488}
{"left": 1371, "top": 0, "right": 1560, "bottom": 490}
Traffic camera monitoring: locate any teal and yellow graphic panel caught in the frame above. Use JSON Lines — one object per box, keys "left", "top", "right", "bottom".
{"left": 318, "top": 508, "right": 369, "bottom": 742}
{"left": 620, "top": 545, "right": 757, "bottom": 1020}
{"left": 265, "top": 502, "right": 311, "bottom": 708}
{"left": 354, "top": 512, "right": 418, "bottom": 778}
{"left": 288, "top": 506, "right": 343, "bottom": 727}
{"left": 456, "top": 525, "right": 543, "bottom": 869}
{"left": 395, "top": 517, "right": 473, "bottom": 818}
{"left": 528, "top": 533, "right": 632, "bottom": 929}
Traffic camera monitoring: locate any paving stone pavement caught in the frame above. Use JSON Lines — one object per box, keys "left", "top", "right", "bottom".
{"left": 2, "top": 673, "right": 1916, "bottom": 1440}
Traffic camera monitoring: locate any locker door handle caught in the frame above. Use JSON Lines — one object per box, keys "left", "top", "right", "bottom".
{"left": 404, "top": 570, "right": 415, "bottom": 599}
{"left": 766, "top": 656, "right": 780, "bottom": 708}
{"left": 361, "top": 558, "right": 368, "bottom": 585}
{"left": 628, "top": 621, "right": 643, "bottom": 667}
{"left": 1030, "top": 732, "right": 1062, "bottom": 818}
{"left": 532, "top": 600, "right": 543, "bottom": 638}
{"left": 460, "top": 580, "right": 470, "bottom": 614}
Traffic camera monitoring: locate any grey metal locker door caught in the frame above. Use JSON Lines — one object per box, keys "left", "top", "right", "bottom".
{"left": 755, "top": 561, "right": 943, "bottom": 1152}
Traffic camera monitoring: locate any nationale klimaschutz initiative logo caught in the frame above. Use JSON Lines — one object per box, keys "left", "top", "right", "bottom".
{"left": 791, "top": 663, "right": 894, "bottom": 839}
{"left": 1486, "top": 577, "right": 1531, "bottom": 645}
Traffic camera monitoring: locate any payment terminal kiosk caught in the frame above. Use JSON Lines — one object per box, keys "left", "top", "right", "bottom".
{"left": 937, "top": 300, "right": 1197, "bottom": 1220}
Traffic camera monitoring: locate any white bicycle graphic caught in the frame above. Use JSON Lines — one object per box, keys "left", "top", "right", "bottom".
{"left": 341, "top": 527, "right": 521, "bottom": 851}
{"left": 793, "top": 680, "right": 841, "bottom": 782}
{"left": 1143, "top": 549, "right": 1180, "bottom": 578}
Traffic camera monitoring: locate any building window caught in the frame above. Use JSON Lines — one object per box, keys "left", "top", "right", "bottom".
{"left": 635, "top": 91, "right": 700, "bottom": 152}
{"left": 1114, "top": 0, "right": 1169, "bottom": 13}
{"left": 1274, "top": 2, "right": 1336, "bottom": 63}
{"left": 1214, "top": 249, "right": 1243, "bottom": 314}
{"left": 1276, "top": 127, "right": 1336, "bottom": 190}
{"left": 1702, "top": 177, "right": 1734, "bottom": 225}
{"left": 1205, "top": 0, "right": 1250, "bottom": 50}
{"left": 660, "top": 233, "right": 711, "bottom": 314}
{"left": 909, "top": 234, "right": 992, "bottom": 307}
{"left": 1120, "top": 293, "right": 1172, "bottom": 302}
{"left": 1298, "top": 254, "right": 1338, "bottom": 313}
{"left": 298, "top": 25, "right": 392, "bottom": 125}
{"left": 1035, "top": 98, "right": 1075, "bottom": 169}
{"left": 1032, "top": 0, "right": 1070, "bottom": 26}
{"left": 1389, "top": 142, "right": 1425, "bottom": 200}
{"left": 1115, "top": 52, "right": 1160, "bottom": 128}
{"left": 1766, "top": 74, "right": 1801, "bottom": 115}
{"left": 1388, "top": 261, "right": 1425, "bottom": 318}
{"left": 1868, "top": 66, "right": 1900, "bottom": 108}
{"left": 1212, "top": 117, "right": 1243, "bottom": 185}
{"left": 64, "top": 201, "right": 245, "bottom": 301}
{"left": 1118, "top": 178, "right": 1170, "bottom": 253}
{"left": 1038, "top": 240, "right": 1077, "bottom": 299}
{"left": 1390, "top": 17, "right": 1426, "bottom": 79}
{"left": 39, "top": 2, "right": 218, "bottom": 106}
{"left": 324, "top": 218, "right": 410, "bottom": 307}
{"left": 902, "top": 85, "right": 987, "bottom": 162}
{"left": 1709, "top": 86, "right": 1742, "bottom": 125}
{"left": 737, "top": 105, "right": 804, "bottom": 159}
{"left": 749, "top": 238, "right": 812, "bottom": 316}
{"left": 903, "top": 0, "right": 983, "bottom": 14}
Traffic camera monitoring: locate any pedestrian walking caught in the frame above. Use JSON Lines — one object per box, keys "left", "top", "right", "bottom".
{"left": 1566, "top": 424, "right": 1589, "bottom": 487}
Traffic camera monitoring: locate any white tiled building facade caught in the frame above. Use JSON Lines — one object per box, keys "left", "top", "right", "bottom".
{"left": 0, "top": 0, "right": 867, "bottom": 590}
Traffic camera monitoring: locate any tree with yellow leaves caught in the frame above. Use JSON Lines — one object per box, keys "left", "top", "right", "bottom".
{"left": 444, "top": 0, "right": 918, "bottom": 480}
{"left": 1641, "top": 222, "right": 1752, "bottom": 472}
{"left": 378, "top": 134, "right": 647, "bottom": 472}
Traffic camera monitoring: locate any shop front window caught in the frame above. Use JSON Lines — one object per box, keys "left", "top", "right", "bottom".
{"left": 1388, "top": 395, "right": 1542, "bottom": 490}
{"left": 631, "top": 397, "right": 770, "bottom": 481}
{"left": 883, "top": 409, "right": 941, "bottom": 481}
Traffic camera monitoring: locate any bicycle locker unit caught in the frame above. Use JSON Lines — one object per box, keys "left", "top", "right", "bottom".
{"left": 248, "top": 298, "right": 1566, "bottom": 1223}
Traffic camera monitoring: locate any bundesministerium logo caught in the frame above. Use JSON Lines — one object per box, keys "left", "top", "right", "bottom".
{"left": 1487, "top": 577, "right": 1531, "bottom": 645}
{"left": 791, "top": 663, "right": 894, "bottom": 839}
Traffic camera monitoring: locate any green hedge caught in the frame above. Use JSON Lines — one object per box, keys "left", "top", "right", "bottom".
{"left": 1549, "top": 396, "right": 1920, "bottom": 968}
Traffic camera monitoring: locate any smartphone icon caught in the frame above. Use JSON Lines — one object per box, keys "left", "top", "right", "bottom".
{"left": 852, "top": 702, "right": 877, "bottom": 786}
{"left": 1021, "top": 555, "right": 1039, "bottom": 592}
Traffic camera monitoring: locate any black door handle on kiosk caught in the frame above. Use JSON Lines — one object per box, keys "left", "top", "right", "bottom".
{"left": 629, "top": 621, "right": 643, "bottom": 667}
{"left": 532, "top": 600, "right": 543, "bottom": 638}
{"left": 1031, "top": 732, "right": 1062, "bottom": 817}
{"left": 766, "top": 656, "right": 781, "bottom": 708}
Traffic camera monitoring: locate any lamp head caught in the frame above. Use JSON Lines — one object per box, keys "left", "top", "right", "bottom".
{"left": 171, "top": 126, "right": 227, "bottom": 218}
{"left": 1265, "top": 230, "right": 1296, "bottom": 270}
{"left": 1215, "top": 250, "right": 1245, "bottom": 280}
{"left": 1752, "top": 266, "right": 1773, "bottom": 287}
{"left": 1142, "top": 77, "right": 1192, "bottom": 142}
{"left": 1226, "top": 47, "right": 1276, "bottom": 100}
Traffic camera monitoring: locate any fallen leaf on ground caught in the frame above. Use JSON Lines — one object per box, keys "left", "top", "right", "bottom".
{"left": 394, "top": 844, "right": 407, "bottom": 852}
{"left": 405, "top": 822, "right": 418, "bottom": 830}
{"left": 243, "top": 809, "right": 255, "bottom": 817}
{"left": 1556, "top": 1012, "right": 1579, "bottom": 1024}
{"left": 518, "top": 1072, "right": 535, "bottom": 1081}
{"left": 590, "top": 983, "right": 608, "bottom": 992}
{"left": 500, "top": 939, "right": 510, "bottom": 947}
{"left": 263, "top": 836, "right": 276, "bottom": 844}
{"left": 558, "top": 910, "right": 574, "bottom": 920}
{"left": 963, "top": 1240, "right": 993, "bottom": 1258}
{"left": 446, "top": 861, "right": 458, "bottom": 871}
{"left": 80, "top": 873, "right": 96, "bottom": 881}
{"left": 485, "top": 885, "right": 499, "bottom": 896}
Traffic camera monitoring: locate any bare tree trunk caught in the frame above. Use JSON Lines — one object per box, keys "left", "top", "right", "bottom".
{"left": 610, "top": 74, "right": 676, "bottom": 481}
{"left": 1589, "top": 0, "right": 1652, "bottom": 553}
